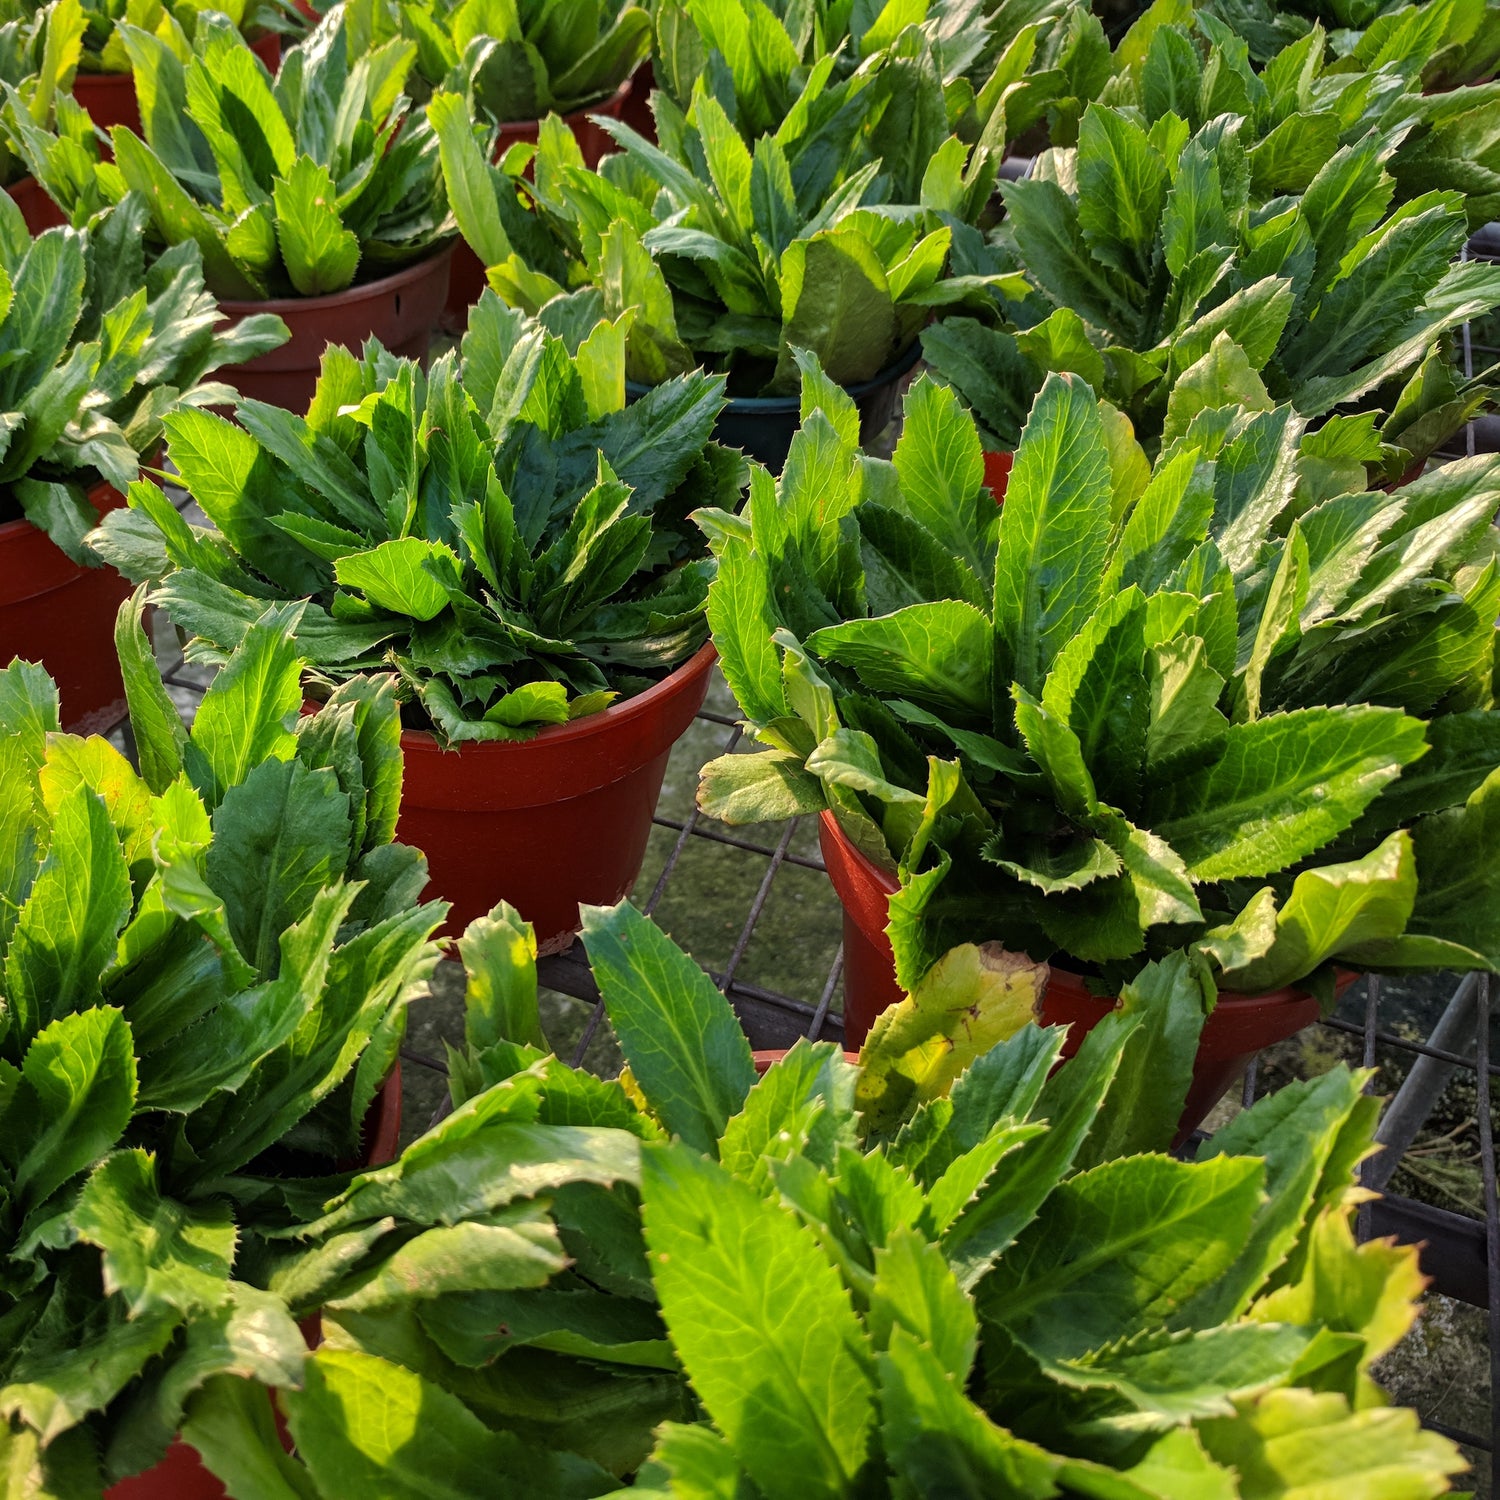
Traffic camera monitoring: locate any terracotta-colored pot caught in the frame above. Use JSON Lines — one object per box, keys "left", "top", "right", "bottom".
{"left": 358, "top": 1061, "right": 403, "bottom": 1168}
{"left": 818, "top": 810, "right": 1352, "bottom": 1139}
{"left": 395, "top": 642, "right": 716, "bottom": 950}
{"left": 0, "top": 477, "right": 132, "bottom": 734}
{"left": 753, "top": 1047, "right": 856, "bottom": 1075}
{"left": 443, "top": 77, "right": 634, "bottom": 330}
{"left": 75, "top": 32, "right": 281, "bottom": 141}
{"left": 5, "top": 174, "right": 66, "bottom": 234}
{"left": 621, "top": 59, "right": 656, "bottom": 142}
{"left": 983, "top": 448, "right": 1012, "bottom": 502}
{"left": 100, "top": 1066, "right": 401, "bottom": 1500}
{"left": 216, "top": 245, "right": 454, "bottom": 412}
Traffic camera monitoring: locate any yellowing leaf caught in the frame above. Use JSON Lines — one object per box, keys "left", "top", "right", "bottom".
{"left": 856, "top": 942, "right": 1048, "bottom": 1136}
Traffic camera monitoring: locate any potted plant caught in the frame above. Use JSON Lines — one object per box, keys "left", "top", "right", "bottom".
{"left": 0, "top": 190, "right": 285, "bottom": 732}
{"left": 134, "top": 899, "right": 1463, "bottom": 1497}
{"left": 90, "top": 294, "right": 743, "bottom": 948}
{"left": 1201, "top": 0, "right": 1500, "bottom": 90}
{"left": 69, "top": 8, "right": 457, "bottom": 411}
{"left": 0, "top": 595, "right": 446, "bottom": 1497}
{"left": 431, "top": 35, "right": 1009, "bottom": 469}
{"left": 66, "top": 0, "right": 284, "bottom": 136}
{"left": 0, "top": 0, "right": 90, "bottom": 231}
{"left": 922, "top": 100, "right": 1500, "bottom": 480}
{"left": 355, "top": 0, "right": 650, "bottom": 326}
{"left": 695, "top": 354, "right": 1500, "bottom": 1132}
{"left": 650, "top": 0, "right": 1102, "bottom": 155}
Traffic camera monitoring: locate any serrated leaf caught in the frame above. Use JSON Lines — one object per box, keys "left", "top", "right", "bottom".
{"left": 72, "top": 1148, "right": 235, "bottom": 1317}
{"left": 1149, "top": 706, "right": 1427, "bottom": 880}
{"left": 581, "top": 900, "right": 755, "bottom": 1157}
{"left": 641, "top": 1140, "right": 876, "bottom": 1499}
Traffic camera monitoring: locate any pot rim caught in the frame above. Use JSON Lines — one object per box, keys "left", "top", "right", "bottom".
{"left": 0, "top": 472, "right": 118, "bottom": 545}
{"left": 397, "top": 639, "right": 718, "bottom": 757}
{"left": 627, "top": 339, "right": 923, "bottom": 411}
{"left": 217, "top": 241, "right": 457, "bottom": 316}
{"left": 817, "top": 808, "right": 1356, "bottom": 1010}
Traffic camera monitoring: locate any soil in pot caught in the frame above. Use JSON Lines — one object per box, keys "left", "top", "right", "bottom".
{"left": 0, "top": 477, "right": 133, "bottom": 734}
{"left": 627, "top": 343, "right": 923, "bottom": 473}
{"left": 444, "top": 78, "right": 635, "bottom": 330}
{"left": 75, "top": 32, "right": 281, "bottom": 143}
{"left": 817, "top": 810, "right": 1352, "bottom": 1142}
{"left": 5, "top": 174, "right": 66, "bottom": 234}
{"left": 216, "top": 245, "right": 455, "bottom": 412}
{"left": 395, "top": 642, "right": 716, "bottom": 951}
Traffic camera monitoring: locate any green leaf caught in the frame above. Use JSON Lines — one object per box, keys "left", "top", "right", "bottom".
{"left": 8, "top": 1007, "right": 136, "bottom": 1213}
{"left": 1039, "top": 1322, "right": 1314, "bottom": 1422}
{"left": 641, "top": 1140, "right": 877, "bottom": 1499}
{"left": 330, "top": 1215, "right": 568, "bottom": 1313}
{"left": 1403, "top": 766, "right": 1500, "bottom": 966}
{"left": 114, "top": 588, "right": 188, "bottom": 796}
{"left": 1069, "top": 949, "right": 1214, "bottom": 1170}
{"left": 72, "top": 1149, "right": 235, "bottom": 1316}
{"left": 780, "top": 228, "right": 897, "bottom": 388}
{"left": 274, "top": 155, "right": 361, "bottom": 296}
{"left": 942, "top": 1011, "right": 1141, "bottom": 1292}
{"left": 282, "top": 1348, "right": 566, "bottom": 1499}
{"left": 718, "top": 1038, "right": 856, "bottom": 1187}
{"left": 1076, "top": 106, "right": 1169, "bottom": 282}
{"left": 890, "top": 375, "right": 990, "bottom": 583}
{"left": 458, "top": 901, "right": 546, "bottom": 1054}
{"left": 300, "top": 1090, "right": 640, "bottom": 1239}
{"left": 868, "top": 1226, "right": 977, "bottom": 1382}
{"left": 879, "top": 1329, "right": 1060, "bottom": 1499}
{"left": 1212, "top": 832, "right": 1417, "bottom": 991}
{"left": 203, "top": 756, "right": 352, "bottom": 975}
{"left": 1189, "top": 1065, "right": 1373, "bottom": 1325}
{"left": 188, "top": 600, "right": 304, "bottom": 806}
{"left": 182, "top": 1375, "right": 318, "bottom": 1500}
{"left": 808, "top": 602, "right": 992, "bottom": 724}
{"left": 5, "top": 781, "right": 131, "bottom": 1045}
{"left": 993, "top": 373, "right": 1114, "bottom": 697}
{"left": 980, "top": 1151, "right": 1266, "bottom": 1361}
{"left": 580, "top": 901, "right": 756, "bottom": 1156}
{"left": 1149, "top": 707, "right": 1428, "bottom": 880}
{"left": 1039, "top": 586, "right": 1150, "bottom": 813}
{"left": 336, "top": 538, "right": 463, "bottom": 622}
{"left": 0, "top": 1302, "right": 179, "bottom": 1448}
{"left": 428, "top": 90, "right": 510, "bottom": 270}
{"left": 1196, "top": 1390, "right": 1465, "bottom": 1498}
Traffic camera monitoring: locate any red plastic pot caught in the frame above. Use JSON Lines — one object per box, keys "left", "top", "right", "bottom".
{"left": 983, "top": 448, "right": 1012, "bottom": 502}
{"left": 818, "top": 810, "right": 1349, "bottom": 1139}
{"left": 5, "top": 174, "right": 66, "bottom": 234}
{"left": 443, "top": 78, "right": 634, "bottom": 329}
{"left": 753, "top": 1047, "right": 856, "bottom": 1075}
{"left": 621, "top": 59, "right": 657, "bottom": 142}
{"left": 0, "top": 477, "right": 132, "bottom": 734}
{"left": 216, "top": 245, "right": 454, "bottom": 412}
{"left": 395, "top": 642, "right": 716, "bottom": 950}
{"left": 75, "top": 32, "right": 281, "bottom": 141}
{"left": 358, "top": 1061, "right": 403, "bottom": 1168}
{"left": 100, "top": 1067, "right": 401, "bottom": 1500}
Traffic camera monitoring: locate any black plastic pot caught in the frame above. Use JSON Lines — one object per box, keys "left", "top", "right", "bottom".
{"left": 628, "top": 342, "right": 922, "bottom": 471}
